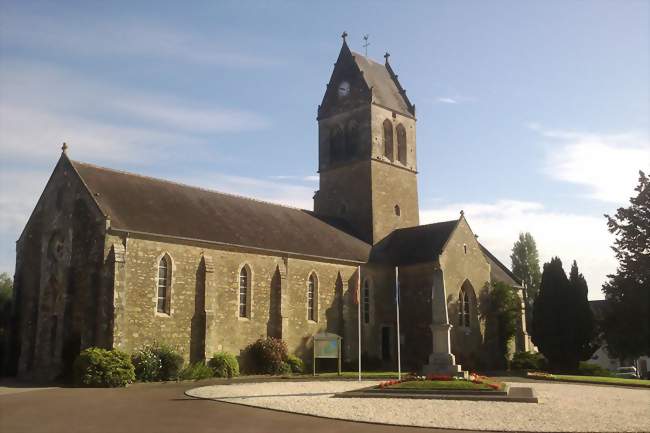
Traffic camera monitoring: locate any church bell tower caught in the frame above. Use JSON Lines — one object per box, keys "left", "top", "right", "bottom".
{"left": 313, "top": 34, "right": 419, "bottom": 244}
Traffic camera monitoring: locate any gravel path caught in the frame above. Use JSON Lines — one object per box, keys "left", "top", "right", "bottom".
{"left": 187, "top": 380, "right": 650, "bottom": 432}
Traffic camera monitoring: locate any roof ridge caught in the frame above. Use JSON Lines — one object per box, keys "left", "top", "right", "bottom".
{"left": 349, "top": 50, "right": 384, "bottom": 66}
{"left": 70, "top": 160, "right": 313, "bottom": 213}
{"left": 393, "top": 219, "right": 458, "bottom": 233}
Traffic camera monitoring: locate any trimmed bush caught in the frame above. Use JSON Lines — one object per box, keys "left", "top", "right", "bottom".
{"left": 132, "top": 346, "right": 162, "bottom": 382}
{"left": 243, "top": 337, "right": 288, "bottom": 374}
{"left": 178, "top": 362, "right": 214, "bottom": 380}
{"left": 286, "top": 354, "right": 304, "bottom": 374}
{"left": 155, "top": 344, "right": 184, "bottom": 381}
{"left": 73, "top": 347, "right": 135, "bottom": 387}
{"left": 208, "top": 352, "right": 240, "bottom": 378}
{"left": 578, "top": 362, "right": 611, "bottom": 377}
{"left": 510, "top": 351, "right": 548, "bottom": 371}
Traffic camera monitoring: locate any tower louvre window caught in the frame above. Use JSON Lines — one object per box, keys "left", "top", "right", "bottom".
{"left": 383, "top": 119, "right": 393, "bottom": 161}
{"left": 396, "top": 123, "right": 407, "bottom": 164}
{"left": 330, "top": 126, "right": 345, "bottom": 162}
{"left": 345, "top": 121, "right": 359, "bottom": 158}
{"left": 394, "top": 204, "right": 401, "bottom": 216}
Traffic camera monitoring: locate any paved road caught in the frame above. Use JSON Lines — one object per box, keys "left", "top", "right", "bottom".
{"left": 0, "top": 380, "right": 495, "bottom": 433}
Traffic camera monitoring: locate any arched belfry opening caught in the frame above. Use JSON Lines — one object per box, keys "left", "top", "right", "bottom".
{"left": 383, "top": 119, "right": 394, "bottom": 160}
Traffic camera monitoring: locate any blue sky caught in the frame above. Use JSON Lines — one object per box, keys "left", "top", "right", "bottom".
{"left": 1, "top": 0, "right": 648, "bottom": 299}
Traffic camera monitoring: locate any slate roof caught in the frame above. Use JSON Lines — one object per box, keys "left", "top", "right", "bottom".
{"left": 70, "top": 159, "right": 371, "bottom": 263}
{"left": 479, "top": 244, "right": 522, "bottom": 288}
{"left": 370, "top": 220, "right": 458, "bottom": 265}
{"left": 350, "top": 50, "right": 414, "bottom": 117}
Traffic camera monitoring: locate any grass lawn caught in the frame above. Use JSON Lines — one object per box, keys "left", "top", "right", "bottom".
{"left": 546, "top": 374, "right": 650, "bottom": 388}
{"left": 387, "top": 380, "right": 495, "bottom": 391}
{"left": 316, "top": 371, "right": 402, "bottom": 379}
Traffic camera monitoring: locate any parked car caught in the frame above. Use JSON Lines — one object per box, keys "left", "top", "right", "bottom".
{"left": 615, "top": 366, "right": 639, "bottom": 379}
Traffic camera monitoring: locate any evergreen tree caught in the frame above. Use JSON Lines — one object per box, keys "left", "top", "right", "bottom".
{"left": 601, "top": 171, "right": 649, "bottom": 360}
{"left": 510, "top": 232, "right": 541, "bottom": 325}
{"left": 531, "top": 257, "right": 593, "bottom": 371}
{"left": 568, "top": 261, "right": 595, "bottom": 360}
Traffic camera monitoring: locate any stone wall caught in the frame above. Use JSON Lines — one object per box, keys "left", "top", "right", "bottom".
{"left": 13, "top": 156, "right": 109, "bottom": 380}
{"left": 439, "top": 217, "right": 491, "bottom": 370}
{"left": 109, "top": 232, "right": 360, "bottom": 365}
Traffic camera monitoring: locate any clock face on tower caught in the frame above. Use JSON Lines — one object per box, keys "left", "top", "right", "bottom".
{"left": 337, "top": 81, "right": 350, "bottom": 97}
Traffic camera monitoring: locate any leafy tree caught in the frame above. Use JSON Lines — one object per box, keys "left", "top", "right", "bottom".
{"left": 0, "top": 273, "right": 12, "bottom": 307}
{"left": 601, "top": 171, "right": 649, "bottom": 360}
{"left": 531, "top": 257, "right": 594, "bottom": 371}
{"left": 0, "top": 273, "right": 13, "bottom": 376}
{"left": 510, "top": 233, "right": 541, "bottom": 325}
{"left": 480, "top": 282, "right": 521, "bottom": 369}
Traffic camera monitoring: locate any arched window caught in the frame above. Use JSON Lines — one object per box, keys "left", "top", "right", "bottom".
{"left": 396, "top": 123, "right": 407, "bottom": 164}
{"left": 383, "top": 119, "right": 393, "bottom": 160}
{"left": 307, "top": 273, "right": 317, "bottom": 321}
{"left": 458, "top": 288, "right": 470, "bottom": 327}
{"left": 239, "top": 266, "right": 250, "bottom": 318}
{"left": 330, "top": 126, "right": 344, "bottom": 162}
{"left": 362, "top": 280, "right": 371, "bottom": 324}
{"left": 157, "top": 254, "right": 171, "bottom": 314}
{"left": 345, "top": 121, "right": 359, "bottom": 158}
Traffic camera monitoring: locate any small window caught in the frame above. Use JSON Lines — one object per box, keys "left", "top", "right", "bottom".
{"left": 394, "top": 204, "right": 401, "bottom": 216}
{"left": 307, "top": 273, "right": 317, "bottom": 321}
{"left": 330, "top": 126, "right": 344, "bottom": 162}
{"left": 362, "top": 280, "right": 370, "bottom": 324}
{"left": 157, "top": 255, "right": 171, "bottom": 314}
{"left": 396, "top": 123, "right": 407, "bottom": 164}
{"left": 458, "top": 289, "right": 470, "bottom": 327}
{"left": 383, "top": 119, "right": 393, "bottom": 161}
{"left": 463, "top": 244, "right": 468, "bottom": 254}
{"left": 239, "top": 266, "right": 249, "bottom": 318}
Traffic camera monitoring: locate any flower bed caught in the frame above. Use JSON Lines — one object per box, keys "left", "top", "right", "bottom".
{"left": 377, "top": 373, "right": 504, "bottom": 391}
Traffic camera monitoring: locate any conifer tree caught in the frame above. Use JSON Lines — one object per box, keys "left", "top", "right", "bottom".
{"left": 601, "top": 171, "right": 649, "bottom": 360}
{"left": 531, "top": 257, "right": 594, "bottom": 371}
{"left": 510, "top": 232, "right": 541, "bottom": 325}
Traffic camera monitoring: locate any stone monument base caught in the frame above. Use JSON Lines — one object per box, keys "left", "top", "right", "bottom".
{"left": 422, "top": 352, "right": 463, "bottom": 376}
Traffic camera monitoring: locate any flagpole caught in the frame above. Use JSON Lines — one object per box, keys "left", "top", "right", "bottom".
{"left": 395, "top": 266, "right": 402, "bottom": 381}
{"left": 357, "top": 265, "right": 362, "bottom": 382}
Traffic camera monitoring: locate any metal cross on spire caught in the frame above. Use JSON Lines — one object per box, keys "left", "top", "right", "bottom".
{"left": 384, "top": 52, "right": 390, "bottom": 63}
{"left": 362, "top": 34, "right": 370, "bottom": 56}
{"left": 341, "top": 31, "right": 348, "bottom": 43}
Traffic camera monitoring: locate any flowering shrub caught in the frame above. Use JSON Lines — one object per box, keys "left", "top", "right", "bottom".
{"left": 378, "top": 379, "right": 402, "bottom": 389}
{"left": 426, "top": 374, "right": 453, "bottom": 381}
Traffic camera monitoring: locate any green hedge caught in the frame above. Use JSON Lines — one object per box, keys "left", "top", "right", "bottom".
{"left": 578, "top": 362, "right": 611, "bottom": 377}
{"left": 511, "top": 351, "right": 548, "bottom": 371}
{"left": 178, "top": 362, "right": 214, "bottom": 380}
{"left": 208, "top": 352, "right": 239, "bottom": 378}
{"left": 73, "top": 348, "right": 135, "bottom": 387}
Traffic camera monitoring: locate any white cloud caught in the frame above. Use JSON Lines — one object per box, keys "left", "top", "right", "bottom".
{"left": 268, "top": 175, "right": 319, "bottom": 182}
{"left": 0, "top": 12, "right": 278, "bottom": 68}
{"left": 533, "top": 125, "right": 650, "bottom": 203}
{"left": 421, "top": 200, "right": 615, "bottom": 300}
{"left": 171, "top": 173, "right": 315, "bottom": 210}
{"left": 436, "top": 97, "right": 459, "bottom": 104}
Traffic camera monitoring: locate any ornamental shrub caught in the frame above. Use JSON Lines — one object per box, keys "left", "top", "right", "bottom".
{"left": 132, "top": 345, "right": 162, "bottom": 382}
{"left": 155, "top": 344, "right": 184, "bottom": 381}
{"left": 73, "top": 347, "right": 135, "bottom": 387}
{"left": 208, "top": 352, "right": 240, "bottom": 378}
{"left": 286, "top": 354, "right": 304, "bottom": 374}
{"left": 243, "top": 337, "right": 288, "bottom": 374}
{"left": 278, "top": 361, "right": 292, "bottom": 375}
{"left": 510, "top": 351, "right": 548, "bottom": 371}
{"left": 178, "top": 362, "right": 214, "bottom": 380}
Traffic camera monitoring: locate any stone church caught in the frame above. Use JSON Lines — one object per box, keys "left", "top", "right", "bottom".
{"left": 9, "top": 36, "right": 528, "bottom": 380}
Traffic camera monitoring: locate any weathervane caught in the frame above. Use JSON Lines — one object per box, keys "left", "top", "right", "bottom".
{"left": 363, "top": 34, "right": 370, "bottom": 56}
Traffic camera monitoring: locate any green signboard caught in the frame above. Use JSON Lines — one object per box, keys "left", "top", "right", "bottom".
{"left": 312, "top": 333, "right": 342, "bottom": 375}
